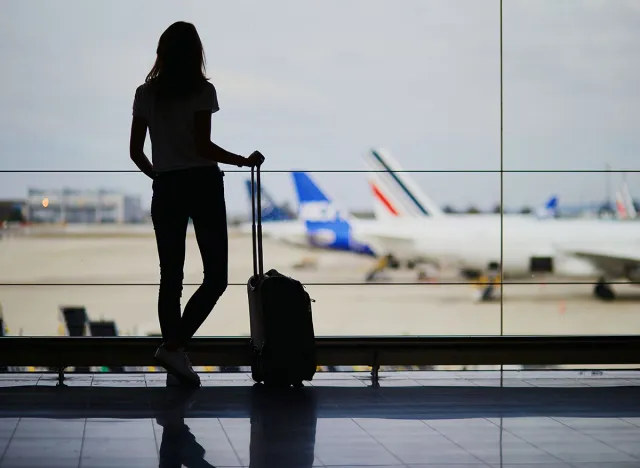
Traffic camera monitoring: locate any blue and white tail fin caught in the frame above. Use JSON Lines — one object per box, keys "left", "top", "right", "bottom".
{"left": 244, "top": 179, "right": 293, "bottom": 222}
{"left": 536, "top": 195, "right": 559, "bottom": 219}
{"left": 362, "top": 148, "right": 445, "bottom": 220}
{"left": 290, "top": 171, "right": 376, "bottom": 256}
{"left": 291, "top": 171, "right": 348, "bottom": 223}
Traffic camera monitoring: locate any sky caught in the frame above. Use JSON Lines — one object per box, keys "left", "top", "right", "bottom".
{"left": 0, "top": 0, "right": 638, "bottom": 216}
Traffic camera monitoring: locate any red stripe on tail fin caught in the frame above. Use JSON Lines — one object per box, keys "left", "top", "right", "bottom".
{"left": 370, "top": 181, "right": 399, "bottom": 216}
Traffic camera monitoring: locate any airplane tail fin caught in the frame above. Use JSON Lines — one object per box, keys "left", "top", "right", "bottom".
{"left": 615, "top": 190, "right": 629, "bottom": 220}
{"left": 536, "top": 195, "right": 559, "bottom": 218}
{"left": 291, "top": 171, "right": 347, "bottom": 223}
{"left": 621, "top": 182, "right": 637, "bottom": 219}
{"left": 290, "top": 171, "right": 376, "bottom": 256}
{"left": 362, "top": 148, "right": 445, "bottom": 219}
{"left": 244, "top": 179, "right": 293, "bottom": 222}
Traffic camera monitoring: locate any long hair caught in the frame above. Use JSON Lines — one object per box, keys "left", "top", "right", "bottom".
{"left": 145, "top": 21, "right": 209, "bottom": 99}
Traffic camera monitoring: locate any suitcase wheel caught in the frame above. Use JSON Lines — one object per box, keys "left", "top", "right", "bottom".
{"left": 251, "top": 368, "right": 264, "bottom": 384}
{"left": 251, "top": 355, "right": 265, "bottom": 383}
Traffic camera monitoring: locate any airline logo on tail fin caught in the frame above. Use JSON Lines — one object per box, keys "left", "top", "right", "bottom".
{"left": 244, "top": 179, "right": 293, "bottom": 222}
{"left": 291, "top": 172, "right": 345, "bottom": 222}
{"left": 362, "top": 148, "right": 445, "bottom": 218}
{"left": 291, "top": 171, "right": 375, "bottom": 256}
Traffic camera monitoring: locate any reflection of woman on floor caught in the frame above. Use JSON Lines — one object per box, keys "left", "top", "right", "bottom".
{"left": 156, "top": 390, "right": 216, "bottom": 468}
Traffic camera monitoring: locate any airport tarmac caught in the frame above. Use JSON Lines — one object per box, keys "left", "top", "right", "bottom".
{"left": 1, "top": 227, "right": 639, "bottom": 338}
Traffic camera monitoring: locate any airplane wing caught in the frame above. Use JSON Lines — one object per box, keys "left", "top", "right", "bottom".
{"left": 560, "top": 247, "right": 640, "bottom": 280}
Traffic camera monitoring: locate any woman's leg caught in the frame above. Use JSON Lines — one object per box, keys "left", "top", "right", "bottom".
{"left": 151, "top": 178, "right": 190, "bottom": 350}
{"left": 180, "top": 170, "right": 228, "bottom": 344}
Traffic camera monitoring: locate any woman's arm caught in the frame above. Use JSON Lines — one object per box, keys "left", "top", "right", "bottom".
{"left": 194, "top": 110, "right": 251, "bottom": 167}
{"left": 129, "top": 116, "right": 155, "bottom": 180}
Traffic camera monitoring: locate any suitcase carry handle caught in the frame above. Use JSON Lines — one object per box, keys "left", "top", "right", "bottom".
{"left": 251, "top": 162, "right": 264, "bottom": 279}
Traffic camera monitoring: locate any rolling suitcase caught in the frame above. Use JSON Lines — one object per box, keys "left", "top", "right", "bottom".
{"left": 247, "top": 163, "right": 316, "bottom": 387}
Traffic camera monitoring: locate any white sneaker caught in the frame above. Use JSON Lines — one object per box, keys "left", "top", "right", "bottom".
{"left": 154, "top": 347, "right": 201, "bottom": 386}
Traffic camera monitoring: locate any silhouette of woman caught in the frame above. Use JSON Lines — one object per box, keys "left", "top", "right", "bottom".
{"left": 129, "top": 21, "right": 264, "bottom": 386}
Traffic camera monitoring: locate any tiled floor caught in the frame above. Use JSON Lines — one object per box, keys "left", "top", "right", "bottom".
{"left": 0, "top": 370, "right": 639, "bottom": 467}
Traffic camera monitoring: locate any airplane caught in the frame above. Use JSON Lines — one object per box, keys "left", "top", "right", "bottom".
{"left": 361, "top": 148, "right": 560, "bottom": 277}
{"left": 535, "top": 196, "right": 559, "bottom": 220}
{"left": 243, "top": 179, "right": 295, "bottom": 222}
{"left": 238, "top": 179, "right": 307, "bottom": 246}
{"left": 240, "top": 155, "right": 639, "bottom": 301}
{"left": 239, "top": 176, "right": 376, "bottom": 257}
{"left": 615, "top": 181, "right": 637, "bottom": 220}
{"left": 291, "top": 172, "right": 376, "bottom": 256}
{"left": 363, "top": 148, "right": 559, "bottom": 221}
{"left": 248, "top": 168, "right": 567, "bottom": 285}
{"left": 288, "top": 169, "right": 592, "bottom": 290}
{"left": 354, "top": 148, "right": 640, "bottom": 300}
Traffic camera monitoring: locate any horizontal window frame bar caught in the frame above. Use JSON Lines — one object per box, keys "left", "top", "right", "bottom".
{"left": 2, "top": 169, "right": 640, "bottom": 173}
{"left": 0, "top": 281, "right": 636, "bottom": 286}
{"left": 2, "top": 335, "right": 639, "bottom": 367}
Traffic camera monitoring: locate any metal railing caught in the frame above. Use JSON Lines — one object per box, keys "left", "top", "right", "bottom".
{"left": 2, "top": 335, "right": 640, "bottom": 385}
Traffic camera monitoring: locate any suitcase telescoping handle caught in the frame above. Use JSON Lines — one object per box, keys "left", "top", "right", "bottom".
{"left": 251, "top": 162, "right": 264, "bottom": 279}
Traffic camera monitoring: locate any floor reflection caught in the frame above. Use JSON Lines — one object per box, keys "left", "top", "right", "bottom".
{"left": 248, "top": 384, "right": 317, "bottom": 468}
{"left": 156, "top": 388, "right": 215, "bottom": 468}
{"left": 0, "top": 372, "right": 639, "bottom": 467}
{"left": 155, "top": 384, "right": 317, "bottom": 468}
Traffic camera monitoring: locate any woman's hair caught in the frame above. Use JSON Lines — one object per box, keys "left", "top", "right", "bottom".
{"left": 145, "top": 21, "right": 209, "bottom": 99}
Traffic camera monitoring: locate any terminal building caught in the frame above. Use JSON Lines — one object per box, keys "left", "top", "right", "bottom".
{"left": 24, "top": 188, "right": 144, "bottom": 224}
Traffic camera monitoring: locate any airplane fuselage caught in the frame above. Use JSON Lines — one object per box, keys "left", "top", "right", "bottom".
{"left": 351, "top": 216, "right": 640, "bottom": 279}
{"left": 238, "top": 220, "right": 376, "bottom": 256}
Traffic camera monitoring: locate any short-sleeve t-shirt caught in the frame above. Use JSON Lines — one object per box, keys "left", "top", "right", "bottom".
{"left": 132, "top": 81, "right": 220, "bottom": 172}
